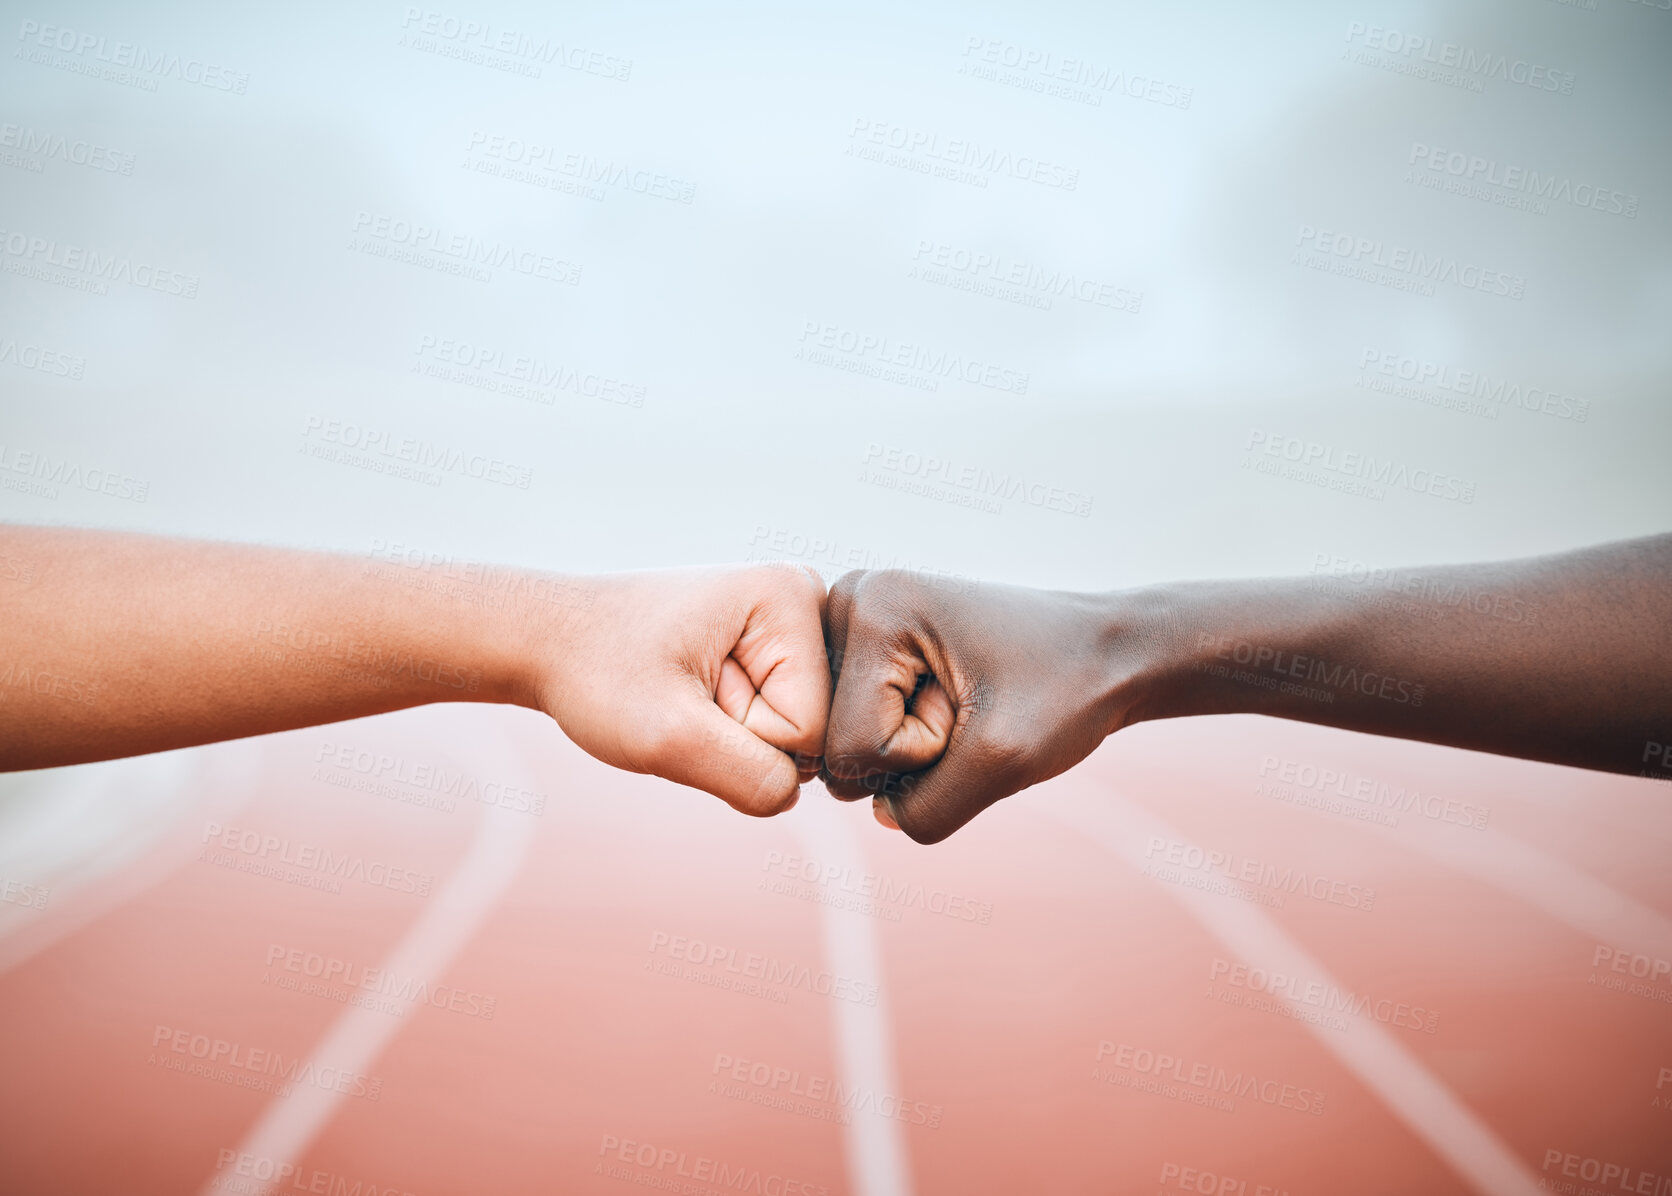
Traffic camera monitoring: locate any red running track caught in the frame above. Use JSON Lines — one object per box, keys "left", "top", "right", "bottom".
{"left": 0, "top": 703, "right": 1667, "bottom": 1195}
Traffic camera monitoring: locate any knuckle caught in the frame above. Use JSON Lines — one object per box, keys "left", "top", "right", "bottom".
{"left": 822, "top": 750, "right": 888, "bottom": 783}
{"left": 760, "top": 561, "right": 818, "bottom": 599}
{"left": 829, "top": 570, "right": 866, "bottom": 610}
{"left": 845, "top": 598, "right": 915, "bottom": 652}
{"left": 819, "top": 770, "right": 872, "bottom": 801}
{"left": 844, "top": 595, "right": 889, "bottom": 640}
{"left": 873, "top": 567, "right": 940, "bottom": 606}
{"left": 824, "top": 714, "right": 891, "bottom": 770}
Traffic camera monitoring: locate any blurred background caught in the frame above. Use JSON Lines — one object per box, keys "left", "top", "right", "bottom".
{"left": 1, "top": 0, "right": 1669, "bottom": 1192}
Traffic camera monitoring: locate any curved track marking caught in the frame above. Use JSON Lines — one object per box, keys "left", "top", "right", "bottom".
{"left": 197, "top": 725, "right": 539, "bottom": 1196}
{"left": 0, "top": 742, "right": 262, "bottom": 975}
{"left": 1044, "top": 793, "right": 1547, "bottom": 1196}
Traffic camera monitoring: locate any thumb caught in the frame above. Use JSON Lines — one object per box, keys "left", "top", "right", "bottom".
{"left": 724, "top": 564, "right": 830, "bottom": 763}
{"left": 651, "top": 691, "right": 803, "bottom": 817}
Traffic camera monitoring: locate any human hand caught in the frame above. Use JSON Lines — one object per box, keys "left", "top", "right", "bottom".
{"left": 531, "top": 565, "right": 830, "bottom": 816}
{"left": 820, "top": 569, "right": 1147, "bottom": 842}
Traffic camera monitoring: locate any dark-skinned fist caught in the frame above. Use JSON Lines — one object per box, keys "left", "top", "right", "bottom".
{"left": 819, "top": 569, "right": 1144, "bottom": 843}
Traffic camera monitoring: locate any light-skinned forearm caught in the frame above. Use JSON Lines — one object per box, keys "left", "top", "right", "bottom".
{"left": 0, "top": 525, "right": 556, "bottom": 771}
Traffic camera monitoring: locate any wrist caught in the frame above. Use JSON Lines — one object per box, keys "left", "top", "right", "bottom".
{"left": 1089, "top": 581, "right": 1196, "bottom": 733}
{"left": 1104, "top": 577, "right": 1371, "bottom": 726}
{"left": 496, "top": 569, "right": 601, "bottom": 712}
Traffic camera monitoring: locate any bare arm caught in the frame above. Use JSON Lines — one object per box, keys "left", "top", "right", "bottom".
{"left": 0, "top": 525, "right": 532, "bottom": 768}
{"left": 1137, "top": 535, "right": 1672, "bottom": 775}
{"left": 821, "top": 535, "right": 1672, "bottom": 842}
{"left": 0, "top": 525, "right": 830, "bottom": 816}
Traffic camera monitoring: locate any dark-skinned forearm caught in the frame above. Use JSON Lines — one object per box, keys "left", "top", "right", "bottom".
{"left": 1122, "top": 534, "right": 1672, "bottom": 776}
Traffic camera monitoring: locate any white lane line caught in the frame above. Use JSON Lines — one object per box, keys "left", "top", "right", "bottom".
{"left": 0, "top": 740, "right": 262, "bottom": 974}
{"left": 198, "top": 724, "right": 538, "bottom": 1196}
{"left": 1043, "top": 793, "right": 1546, "bottom": 1196}
{"left": 792, "top": 794, "right": 915, "bottom": 1196}
{"left": 1397, "top": 820, "right": 1672, "bottom": 963}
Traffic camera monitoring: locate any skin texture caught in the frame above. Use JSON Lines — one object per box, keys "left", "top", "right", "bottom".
{"left": 822, "top": 534, "right": 1672, "bottom": 844}
{"left": 7, "top": 526, "right": 1668, "bottom": 841}
{"left": 533, "top": 567, "right": 829, "bottom": 814}
{"left": 819, "top": 577, "right": 1149, "bottom": 839}
{"left": 0, "top": 526, "right": 828, "bottom": 818}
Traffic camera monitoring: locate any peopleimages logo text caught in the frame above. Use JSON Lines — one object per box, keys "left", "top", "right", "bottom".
{"left": 1343, "top": 22, "right": 1574, "bottom": 93}
{"left": 1145, "top": 837, "right": 1377, "bottom": 910}
{"left": 862, "top": 442, "right": 1092, "bottom": 517}
{"left": 300, "top": 415, "right": 533, "bottom": 489}
{"left": 0, "top": 227, "right": 200, "bottom": 297}
{"left": 350, "top": 212, "right": 581, "bottom": 286}
{"left": 1295, "top": 225, "right": 1525, "bottom": 299}
{"left": 1246, "top": 430, "right": 1476, "bottom": 504}
{"left": 911, "top": 240, "right": 1142, "bottom": 313}
{"left": 1358, "top": 348, "right": 1589, "bottom": 422}
{"left": 800, "top": 321, "right": 1029, "bottom": 395}
{"left": 0, "top": 444, "right": 149, "bottom": 502}
{"left": 1093, "top": 1041, "right": 1327, "bottom": 1114}
{"left": 15, "top": 19, "right": 251, "bottom": 92}
{"left": 1408, "top": 143, "right": 1636, "bottom": 217}
{"left": 466, "top": 133, "right": 693, "bottom": 203}
{"left": 0, "top": 123, "right": 134, "bottom": 173}
{"left": 848, "top": 117, "right": 1079, "bottom": 190}
{"left": 1209, "top": 959, "right": 1440, "bottom": 1033}
{"left": 712, "top": 1053, "right": 943, "bottom": 1127}
{"left": 596, "top": 1135, "right": 830, "bottom": 1196}
{"left": 212, "top": 1150, "right": 415, "bottom": 1196}
{"left": 1199, "top": 631, "right": 1425, "bottom": 706}
{"left": 399, "top": 8, "right": 632, "bottom": 80}
{"left": 266, "top": 943, "right": 496, "bottom": 1018}
{"left": 960, "top": 35, "right": 1193, "bottom": 108}
{"left": 200, "top": 823, "right": 432, "bottom": 896}
{"left": 151, "top": 1025, "right": 382, "bottom": 1098}
{"left": 1258, "top": 756, "right": 1490, "bottom": 829}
